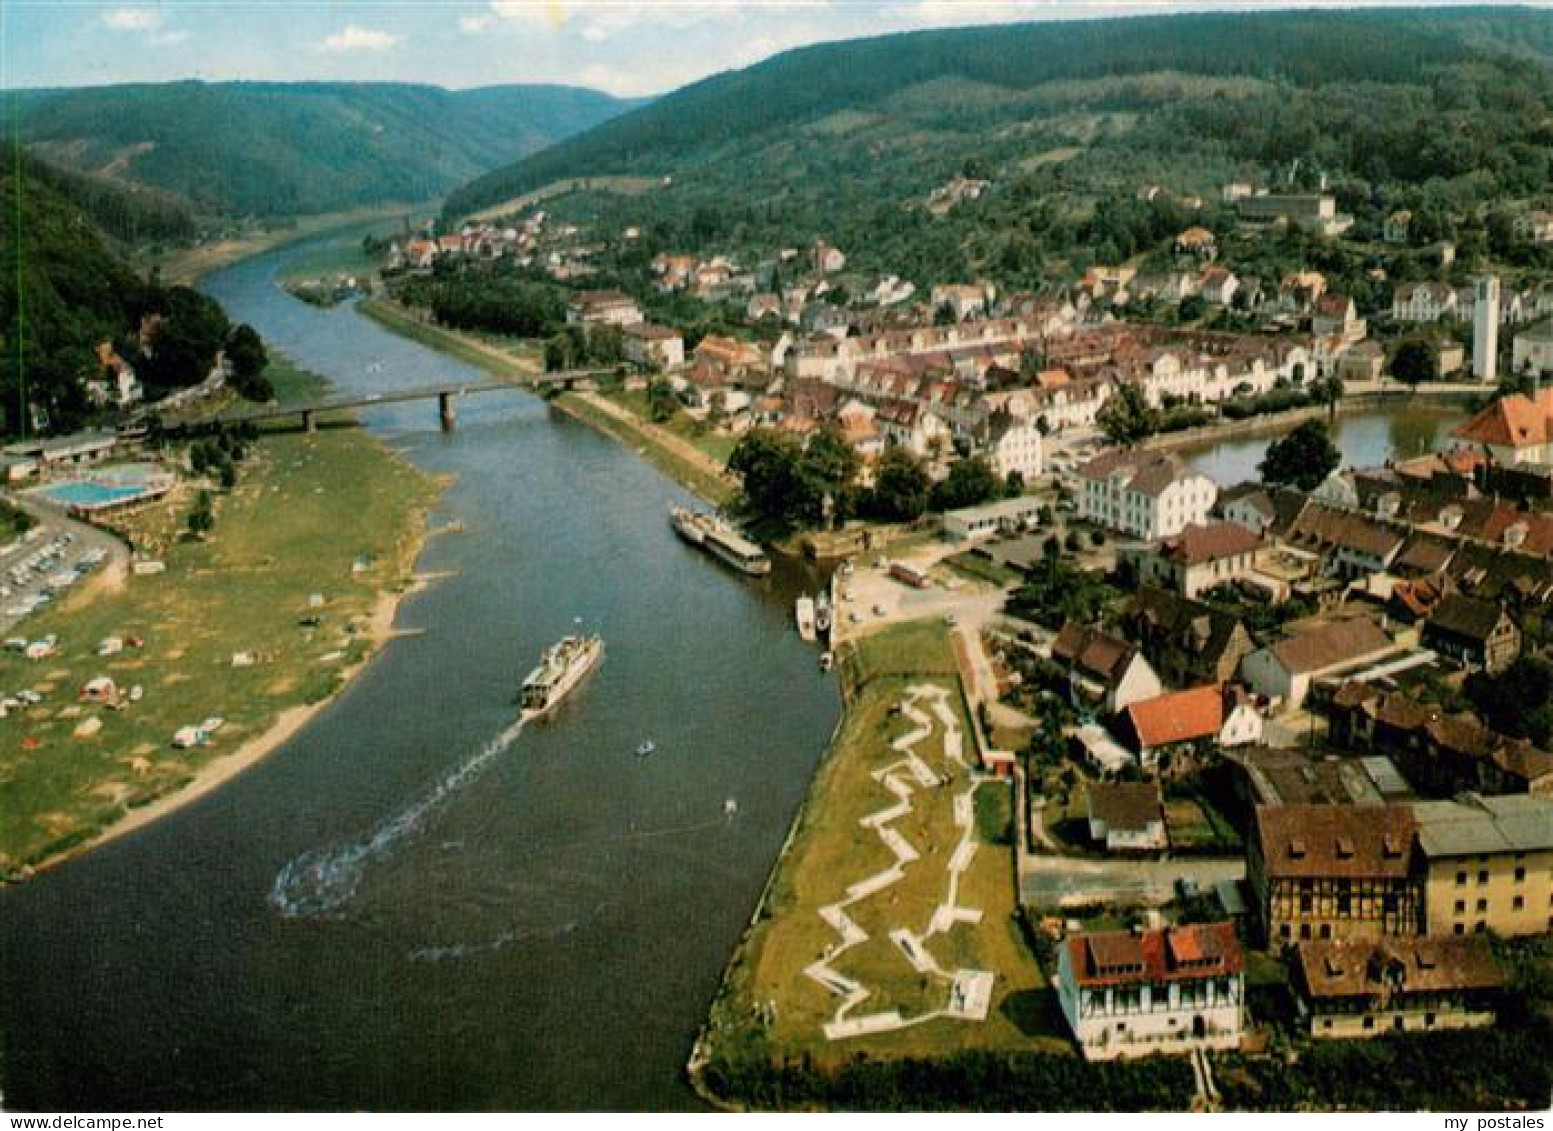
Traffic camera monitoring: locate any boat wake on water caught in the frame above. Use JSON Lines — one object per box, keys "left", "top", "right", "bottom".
{"left": 270, "top": 716, "right": 531, "bottom": 918}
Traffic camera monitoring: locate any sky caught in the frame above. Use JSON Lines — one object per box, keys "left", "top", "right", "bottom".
{"left": 3, "top": 0, "right": 1532, "bottom": 99}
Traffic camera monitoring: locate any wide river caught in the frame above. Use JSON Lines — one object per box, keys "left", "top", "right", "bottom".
{"left": 0, "top": 237, "right": 841, "bottom": 1110}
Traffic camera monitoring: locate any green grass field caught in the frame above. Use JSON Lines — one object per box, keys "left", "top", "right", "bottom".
{"left": 707, "top": 620, "right": 1065, "bottom": 1069}
{"left": 356, "top": 298, "right": 542, "bottom": 381}
{"left": 0, "top": 417, "right": 439, "bottom": 875}
{"left": 604, "top": 389, "right": 738, "bottom": 466}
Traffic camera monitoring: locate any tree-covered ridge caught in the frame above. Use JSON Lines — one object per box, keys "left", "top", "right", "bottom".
{"left": 16, "top": 81, "right": 642, "bottom": 218}
{"left": 445, "top": 6, "right": 1553, "bottom": 218}
{"left": 0, "top": 149, "right": 253, "bottom": 435}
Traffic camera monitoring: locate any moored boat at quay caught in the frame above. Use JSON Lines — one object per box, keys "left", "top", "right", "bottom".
{"left": 667, "top": 505, "right": 771, "bottom": 576}
{"left": 795, "top": 596, "right": 816, "bottom": 642}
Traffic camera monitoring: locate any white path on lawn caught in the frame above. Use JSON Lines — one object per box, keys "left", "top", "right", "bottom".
{"left": 804, "top": 682, "right": 997, "bottom": 1040}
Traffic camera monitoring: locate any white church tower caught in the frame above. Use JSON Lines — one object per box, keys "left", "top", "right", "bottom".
{"left": 1473, "top": 276, "right": 1500, "bottom": 382}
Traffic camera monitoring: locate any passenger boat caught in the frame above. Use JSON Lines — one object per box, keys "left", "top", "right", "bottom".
{"left": 795, "top": 596, "right": 816, "bottom": 642}
{"left": 814, "top": 590, "right": 832, "bottom": 635}
{"left": 636, "top": 739, "right": 656, "bottom": 757}
{"left": 519, "top": 635, "right": 604, "bottom": 717}
{"left": 668, "top": 505, "right": 771, "bottom": 576}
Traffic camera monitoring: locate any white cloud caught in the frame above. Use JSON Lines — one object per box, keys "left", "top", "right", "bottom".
{"left": 147, "top": 29, "right": 190, "bottom": 46}
{"left": 100, "top": 8, "right": 163, "bottom": 32}
{"left": 316, "top": 25, "right": 402, "bottom": 54}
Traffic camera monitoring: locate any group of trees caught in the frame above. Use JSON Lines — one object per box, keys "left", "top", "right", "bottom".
{"left": 393, "top": 270, "right": 568, "bottom": 339}
{"left": 726, "top": 428, "right": 1010, "bottom": 531}
{"left": 0, "top": 148, "right": 273, "bottom": 436}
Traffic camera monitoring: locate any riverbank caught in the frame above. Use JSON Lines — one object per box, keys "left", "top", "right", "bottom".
{"left": 358, "top": 296, "right": 739, "bottom": 507}
{"left": 144, "top": 204, "right": 428, "bottom": 286}
{"left": 1141, "top": 389, "right": 1476, "bottom": 455}
{"left": 0, "top": 374, "right": 443, "bottom": 880}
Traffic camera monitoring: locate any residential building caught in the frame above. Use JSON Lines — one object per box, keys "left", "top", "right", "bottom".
{"left": 1174, "top": 227, "right": 1217, "bottom": 260}
{"left": 1452, "top": 385, "right": 1553, "bottom": 464}
{"left": 1085, "top": 782, "right": 1167, "bottom": 851}
{"left": 1511, "top": 319, "right": 1553, "bottom": 379}
{"left": 1056, "top": 923, "right": 1246, "bottom": 1060}
{"left": 1248, "top": 804, "right": 1422, "bottom": 944}
{"left": 1511, "top": 210, "right": 1553, "bottom": 243}
{"left": 1335, "top": 340, "right": 1385, "bottom": 383}
{"left": 1391, "top": 282, "right": 1458, "bottom": 324}
{"left": 930, "top": 283, "right": 994, "bottom": 321}
{"left": 1421, "top": 594, "right": 1521, "bottom": 674}
{"left": 1313, "top": 294, "right": 1365, "bottom": 344}
{"left": 977, "top": 409, "right": 1043, "bottom": 483}
{"left": 1383, "top": 211, "right": 1412, "bottom": 244}
{"left": 1116, "top": 684, "right": 1262, "bottom": 768}
{"left": 1412, "top": 794, "right": 1553, "bottom": 937}
{"left": 1329, "top": 683, "right": 1553, "bottom": 800}
{"left": 1132, "top": 521, "right": 1263, "bottom": 599}
{"left": 1121, "top": 587, "right": 1256, "bottom": 689}
{"left": 1292, "top": 935, "right": 1503, "bottom": 1039}
{"left": 1240, "top": 615, "right": 1397, "bottom": 712}
{"left": 621, "top": 323, "right": 685, "bottom": 370}
{"left": 1051, "top": 622, "right": 1164, "bottom": 714}
{"left": 1076, "top": 450, "right": 1218, "bottom": 541}
{"left": 812, "top": 241, "right": 846, "bottom": 273}
{"left": 566, "top": 290, "right": 643, "bottom": 327}
{"left": 1237, "top": 193, "right": 1353, "bottom": 237}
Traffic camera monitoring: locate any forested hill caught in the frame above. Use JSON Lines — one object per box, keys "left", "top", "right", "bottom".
{"left": 16, "top": 82, "right": 641, "bottom": 218}
{"left": 1, "top": 149, "right": 257, "bottom": 436}
{"left": 444, "top": 6, "right": 1553, "bottom": 220}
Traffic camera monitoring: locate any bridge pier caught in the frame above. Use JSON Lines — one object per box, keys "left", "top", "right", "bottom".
{"left": 438, "top": 391, "right": 457, "bottom": 432}
{"left": 302, "top": 409, "right": 316, "bottom": 434}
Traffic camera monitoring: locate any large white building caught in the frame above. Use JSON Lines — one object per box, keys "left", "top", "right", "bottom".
{"left": 1057, "top": 923, "right": 1246, "bottom": 1060}
{"left": 1076, "top": 449, "right": 1217, "bottom": 540}
{"left": 1511, "top": 320, "right": 1553, "bottom": 379}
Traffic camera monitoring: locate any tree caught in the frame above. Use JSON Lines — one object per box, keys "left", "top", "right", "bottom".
{"left": 225, "top": 324, "right": 269, "bottom": 402}
{"left": 930, "top": 455, "right": 999, "bottom": 512}
{"left": 1096, "top": 382, "right": 1159, "bottom": 448}
{"left": 1259, "top": 419, "right": 1340, "bottom": 490}
{"left": 1390, "top": 338, "right": 1438, "bottom": 389}
{"left": 1310, "top": 374, "right": 1345, "bottom": 417}
{"left": 869, "top": 444, "right": 930, "bottom": 522}
{"left": 646, "top": 378, "right": 679, "bottom": 422}
{"left": 797, "top": 424, "right": 860, "bottom": 525}
{"left": 1465, "top": 653, "right": 1553, "bottom": 748}
{"left": 727, "top": 428, "right": 814, "bottom": 527}
{"left": 186, "top": 490, "right": 214, "bottom": 536}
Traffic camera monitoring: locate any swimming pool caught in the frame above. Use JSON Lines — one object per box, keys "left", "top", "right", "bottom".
{"left": 34, "top": 482, "right": 151, "bottom": 508}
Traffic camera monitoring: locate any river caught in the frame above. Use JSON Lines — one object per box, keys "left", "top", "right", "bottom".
{"left": 1173, "top": 401, "right": 1468, "bottom": 486}
{"left": 0, "top": 237, "right": 841, "bottom": 1110}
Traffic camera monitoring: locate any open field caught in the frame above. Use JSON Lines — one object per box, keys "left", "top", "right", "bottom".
{"left": 0, "top": 396, "right": 440, "bottom": 876}
{"left": 704, "top": 619, "right": 1064, "bottom": 1073}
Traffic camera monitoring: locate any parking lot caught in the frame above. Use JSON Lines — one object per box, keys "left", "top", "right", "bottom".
{"left": 0, "top": 500, "right": 126, "bottom": 637}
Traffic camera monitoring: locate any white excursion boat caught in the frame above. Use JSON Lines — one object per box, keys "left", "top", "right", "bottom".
{"left": 795, "top": 596, "right": 817, "bottom": 642}
{"left": 520, "top": 635, "right": 604, "bottom": 717}
{"left": 815, "top": 590, "right": 832, "bottom": 635}
{"left": 668, "top": 505, "right": 771, "bottom": 576}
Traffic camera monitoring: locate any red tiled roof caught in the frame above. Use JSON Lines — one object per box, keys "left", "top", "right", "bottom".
{"left": 1296, "top": 936, "right": 1503, "bottom": 1000}
{"left": 1454, "top": 388, "right": 1553, "bottom": 451}
{"left": 1066, "top": 923, "right": 1243, "bottom": 989}
{"left": 1254, "top": 804, "right": 1416, "bottom": 880}
{"left": 1122, "top": 685, "right": 1225, "bottom": 750}
{"left": 1160, "top": 522, "right": 1263, "bottom": 566}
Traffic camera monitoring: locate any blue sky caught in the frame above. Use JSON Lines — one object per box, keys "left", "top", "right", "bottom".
{"left": 3, "top": 0, "right": 1520, "bottom": 98}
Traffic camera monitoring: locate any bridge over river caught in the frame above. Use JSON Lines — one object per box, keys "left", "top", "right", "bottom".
{"left": 158, "top": 365, "right": 617, "bottom": 435}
